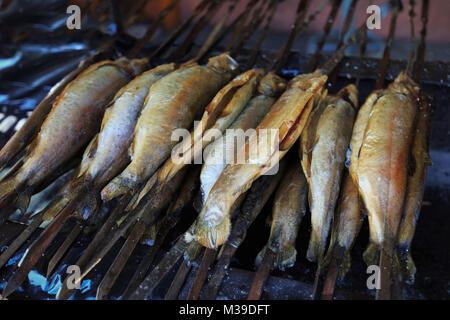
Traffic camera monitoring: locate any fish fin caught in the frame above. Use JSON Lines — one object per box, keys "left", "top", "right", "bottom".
{"left": 13, "top": 187, "right": 33, "bottom": 216}
{"left": 195, "top": 217, "right": 231, "bottom": 249}
{"left": 424, "top": 153, "right": 432, "bottom": 167}
{"left": 0, "top": 176, "right": 19, "bottom": 210}
{"left": 363, "top": 241, "right": 379, "bottom": 266}
{"left": 185, "top": 241, "right": 203, "bottom": 263}
{"left": 42, "top": 177, "right": 86, "bottom": 221}
{"left": 276, "top": 245, "right": 297, "bottom": 271}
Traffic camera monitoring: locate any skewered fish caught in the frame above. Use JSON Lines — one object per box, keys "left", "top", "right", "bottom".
{"left": 300, "top": 84, "right": 359, "bottom": 263}
{"left": 255, "top": 159, "right": 308, "bottom": 270}
{"left": 0, "top": 57, "right": 148, "bottom": 215}
{"left": 200, "top": 72, "right": 286, "bottom": 206}
{"left": 194, "top": 70, "right": 327, "bottom": 249}
{"left": 153, "top": 67, "right": 265, "bottom": 194}
{"left": 41, "top": 63, "right": 176, "bottom": 222}
{"left": 350, "top": 72, "right": 420, "bottom": 265}
{"left": 101, "top": 53, "right": 238, "bottom": 201}
{"left": 397, "top": 93, "right": 432, "bottom": 281}
{"left": 324, "top": 171, "right": 363, "bottom": 276}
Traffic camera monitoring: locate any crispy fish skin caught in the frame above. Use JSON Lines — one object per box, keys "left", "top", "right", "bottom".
{"left": 194, "top": 70, "right": 327, "bottom": 249}
{"left": 348, "top": 91, "right": 382, "bottom": 185}
{"left": 256, "top": 161, "right": 308, "bottom": 270}
{"left": 324, "top": 171, "right": 363, "bottom": 276}
{"left": 200, "top": 72, "right": 286, "bottom": 205}
{"left": 397, "top": 94, "right": 432, "bottom": 280}
{"left": 302, "top": 85, "right": 359, "bottom": 263}
{"left": 101, "top": 53, "right": 238, "bottom": 201}
{"left": 41, "top": 63, "right": 175, "bottom": 221}
{"left": 156, "top": 68, "right": 264, "bottom": 187}
{"left": 356, "top": 72, "right": 419, "bottom": 260}
{"left": 0, "top": 58, "right": 147, "bottom": 207}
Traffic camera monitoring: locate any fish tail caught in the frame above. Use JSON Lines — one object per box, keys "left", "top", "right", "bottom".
{"left": 338, "top": 250, "right": 352, "bottom": 277}
{"left": 363, "top": 241, "right": 380, "bottom": 266}
{"left": 276, "top": 245, "right": 297, "bottom": 271}
{"left": 74, "top": 189, "right": 100, "bottom": 220}
{"left": 42, "top": 177, "right": 86, "bottom": 221}
{"left": 307, "top": 232, "right": 324, "bottom": 263}
{"left": 398, "top": 246, "right": 416, "bottom": 283}
{"left": 195, "top": 217, "right": 231, "bottom": 249}
{"left": 101, "top": 174, "right": 133, "bottom": 202}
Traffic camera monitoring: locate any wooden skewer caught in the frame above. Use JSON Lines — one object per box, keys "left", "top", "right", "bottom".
{"left": 2, "top": 189, "right": 85, "bottom": 298}
{"left": 375, "top": 0, "right": 401, "bottom": 90}
{"left": 96, "top": 219, "right": 146, "bottom": 300}
{"left": 187, "top": 248, "right": 217, "bottom": 300}
{"left": 56, "top": 193, "right": 132, "bottom": 300}
{"left": 247, "top": 248, "right": 275, "bottom": 300}
{"left": 46, "top": 221, "right": 82, "bottom": 277}
{"left": 164, "top": 259, "right": 193, "bottom": 300}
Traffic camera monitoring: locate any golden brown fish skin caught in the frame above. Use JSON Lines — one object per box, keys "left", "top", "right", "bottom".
{"left": 0, "top": 58, "right": 147, "bottom": 208}
{"left": 397, "top": 94, "right": 432, "bottom": 279}
{"left": 194, "top": 70, "right": 327, "bottom": 249}
{"left": 101, "top": 53, "right": 238, "bottom": 202}
{"left": 324, "top": 171, "right": 363, "bottom": 276}
{"left": 302, "top": 85, "right": 359, "bottom": 263}
{"left": 156, "top": 68, "right": 264, "bottom": 186}
{"left": 41, "top": 64, "right": 175, "bottom": 221}
{"left": 256, "top": 161, "right": 308, "bottom": 270}
{"left": 356, "top": 72, "right": 419, "bottom": 258}
{"left": 348, "top": 91, "right": 382, "bottom": 185}
{"left": 199, "top": 72, "right": 286, "bottom": 205}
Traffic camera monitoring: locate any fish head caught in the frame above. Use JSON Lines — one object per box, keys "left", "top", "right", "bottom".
{"left": 257, "top": 72, "right": 287, "bottom": 97}
{"left": 206, "top": 52, "right": 239, "bottom": 79}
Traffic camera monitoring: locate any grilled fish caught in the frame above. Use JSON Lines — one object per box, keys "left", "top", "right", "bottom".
{"left": 300, "top": 84, "right": 359, "bottom": 263}
{"left": 154, "top": 68, "right": 265, "bottom": 191}
{"left": 200, "top": 72, "right": 286, "bottom": 206}
{"left": 324, "top": 171, "right": 363, "bottom": 276}
{"left": 351, "top": 72, "right": 419, "bottom": 263}
{"left": 256, "top": 159, "right": 308, "bottom": 270}
{"left": 0, "top": 57, "right": 147, "bottom": 214}
{"left": 194, "top": 70, "right": 327, "bottom": 249}
{"left": 397, "top": 93, "right": 432, "bottom": 280}
{"left": 41, "top": 63, "right": 175, "bottom": 221}
{"left": 101, "top": 53, "right": 238, "bottom": 201}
